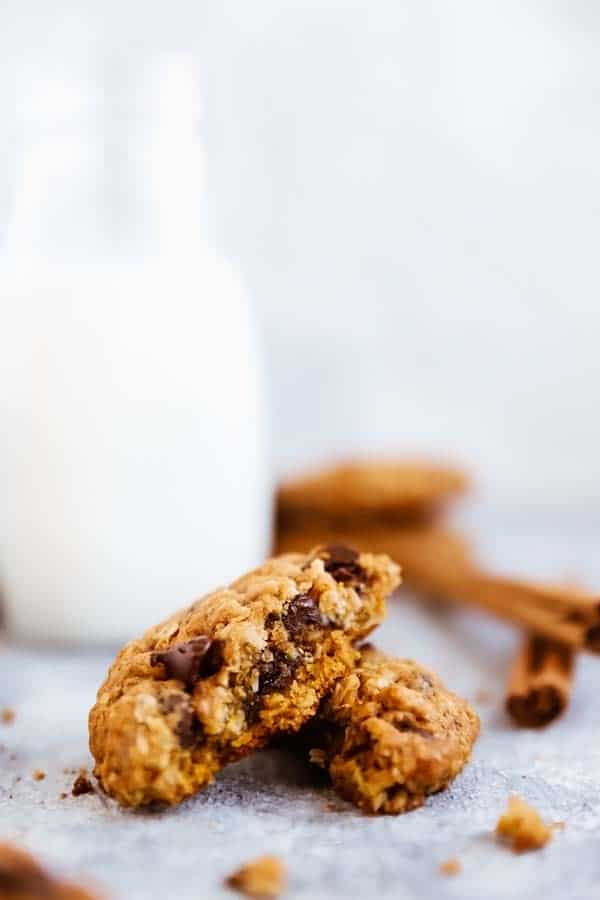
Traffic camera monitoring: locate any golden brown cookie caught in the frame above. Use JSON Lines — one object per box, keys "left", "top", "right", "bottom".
{"left": 89, "top": 546, "right": 400, "bottom": 807}
{"left": 277, "top": 459, "right": 467, "bottom": 527}
{"left": 300, "top": 646, "right": 479, "bottom": 814}
{"left": 0, "top": 843, "right": 101, "bottom": 900}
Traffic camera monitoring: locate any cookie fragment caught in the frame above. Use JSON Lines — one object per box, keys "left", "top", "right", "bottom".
{"left": 72, "top": 770, "right": 94, "bottom": 797}
{"left": 301, "top": 646, "right": 479, "bottom": 814}
{"left": 89, "top": 548, "right": 400, "bottom": 807}
{"left": 496, "top": 795, "right": 552, "bottom": 852}
{"left": 0, "top": 842, "right": 101, "bottom": 899}
{"left": 226, "top": 855, "right": 287, "bottom": 898}
{"left": 439, "top": 858, "right": 461, "bottom": 876}
{"left": 277, "top": 459, "right": 467, "bottom": 526}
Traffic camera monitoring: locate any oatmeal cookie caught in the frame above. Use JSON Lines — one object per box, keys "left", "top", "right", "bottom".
{"left": 0, "top": 842, "right": 100, "bottom": 899}
{"left": 301, "top": 646, "right": 479, "bottom": 814}
{"left": 89, "top": 547, "right": 400, "bottom": 807}
{"left": 277, "top": 459, "right": 467, "bottom": 527}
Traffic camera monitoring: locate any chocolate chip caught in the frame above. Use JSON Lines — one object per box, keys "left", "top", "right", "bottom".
{"left": 393, "top": 720, "right": 432, "bottom": 739}
{"left": 151, "top": 637, "right": 223, "bottom": 689}
{"left": 243, "top": 692, "right": 261, "bottom": 726}
{"left": 159, "top": 694, "right": 183, "bottom": 715}
{"left": 242, "top": 650, "right": 299, "bottom": 725}
{"left": 323, "top": 544, "right": 359, "bottom": 566}
{"left": 258, "top": 649, "right": 299, "bottom": 694}
{"left": 282, "top": 593, "right": 323, "bottom": 637}
{"left": 174, "top": 707, "right": 202, "bottom": 749}
{"left": 159, "top": 694, "right": 201, "bottom": 748}
{"left": 319, "top": 544, "right": 364, "bottom": 584}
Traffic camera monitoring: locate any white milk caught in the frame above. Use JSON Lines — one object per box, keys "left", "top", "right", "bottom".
{"left": 0, "top": 56, "right": 271, "bottom": 643}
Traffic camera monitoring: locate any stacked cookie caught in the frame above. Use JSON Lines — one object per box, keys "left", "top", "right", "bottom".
{"left": 275, "top": 459, "right": 471, "bottom": 597}
{"left": 90, "top": 541, "right": 478, "bottom": 814}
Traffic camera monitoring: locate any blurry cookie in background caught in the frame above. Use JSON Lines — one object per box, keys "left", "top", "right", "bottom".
{"left": 277, "top": 459, "right": 468, "bottom": 529}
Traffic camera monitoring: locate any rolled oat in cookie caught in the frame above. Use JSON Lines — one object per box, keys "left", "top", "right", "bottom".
{"left": 299, "top": 645, "right": 479, "bottom": 814}
{"left": 89, "top": 547, "right": 400, "bottom": 807}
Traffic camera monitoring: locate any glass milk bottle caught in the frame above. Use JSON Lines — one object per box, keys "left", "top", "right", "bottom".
{"left": 0, "top": 55, "right": 271, "bottom": 643}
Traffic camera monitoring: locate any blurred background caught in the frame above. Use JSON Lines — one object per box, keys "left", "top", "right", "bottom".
{"left": 2, "top": 1, "right": 600, "bottom": 505}
{"left": 1, "top": 1, "right": 599, "bottom": 513}
{"left": 2, "top": 7, "right": 600, "bottom": 895}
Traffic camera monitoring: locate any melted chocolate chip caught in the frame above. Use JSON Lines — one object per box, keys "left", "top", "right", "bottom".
{"left": 242, "top": 650, "right": 300, "bottom": 725}
{"left": 159, "top": 693, "right": 202, "bottom": 748}
{"left": 320, "top": 544, "right": 364, "bottom": 584}
{"left": 159, "top": 694, "right": 183, "bottom": 715}
{"left": 393, "top": 720, "right": 432, "bottom": 739}
{"left": 282, "top": 593, "right": 323, "bottom": 637}
{"left": 151, "top": 637, "right": 223, "bottom": 689}
{"left": 323, "top": 544, "right": 359, "bottom": 565}
{"left": 258, "top": 649, "right": 299, "bottom": 694}
{"left": 174, "top": 707, "right": 202, "bottom": 748}
{"left": 243, "top": 692, "right": 261, "bottom": 726}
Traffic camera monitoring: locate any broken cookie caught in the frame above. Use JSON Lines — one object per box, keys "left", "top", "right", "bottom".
{"left": 89, "top": 547, "right": 400, "bottom": 807}
{"left": 300, "top": 646, "right": 479, "bottom": 814}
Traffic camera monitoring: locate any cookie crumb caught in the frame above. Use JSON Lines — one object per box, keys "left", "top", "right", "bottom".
{"left": 1, "top": 707, "right": 15, "bottom": 725}
{"left": 33, "top": 769, "right": 46, "bottom": 781}
{"left": 496, "top": 795, "right": 552, "bottom": 852}
{"left": 72, "top": 770, "right": 94, "bottom": 797}
{"left": 439, "top": 858, "right": 461, "bottom": 876}
{"left": 59, "top": 792, "right": 68, "bottom": 800}
{"left": 226, "top": 855, "right": 287, "bottom": 898}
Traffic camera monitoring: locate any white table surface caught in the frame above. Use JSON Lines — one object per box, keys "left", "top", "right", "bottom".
{"left": 2, "top": 510, "right": 599, "bottom": 900}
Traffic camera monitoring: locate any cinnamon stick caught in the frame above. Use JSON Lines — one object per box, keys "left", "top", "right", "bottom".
{"left": 397, "top": 536, "right": 600, "bottom": 652}
{"left": 275, "top": 524, "right": 600, "bottom": 653}
{"left": 422, "top": 567, "right": 598, "bottom": 652}
{"left": 506, "top": 635, "right": 575, "bottom": 727}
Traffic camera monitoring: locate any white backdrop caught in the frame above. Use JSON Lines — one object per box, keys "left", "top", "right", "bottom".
{"left": 2, "top": 0, "right": 600, "bottom": 506}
